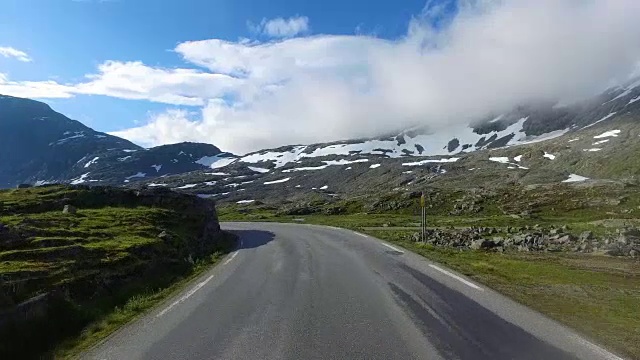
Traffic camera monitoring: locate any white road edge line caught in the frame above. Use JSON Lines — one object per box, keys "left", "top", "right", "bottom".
{"left": 156, "top": 274, "right": 215, "bottom": 318}
{"left": 223, "top": 251, "right": 238, "bottom": 265}
{"left": 429, "top": 264, "right": 484, "bottom": 291}
{"left": 572, "top": 336, "right": 625, "bottom": 360}
{"left": 381, "top": 242, "right": 404, "bottom": 253}
{"left": 356, "top": 232, "right": 369, "bottom": 238}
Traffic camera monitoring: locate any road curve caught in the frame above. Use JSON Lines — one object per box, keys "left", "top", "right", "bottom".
{"left": 82, "top": 222, "right": 624, "bottom": 360}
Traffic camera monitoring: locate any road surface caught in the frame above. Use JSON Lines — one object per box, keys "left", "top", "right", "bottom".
{"left": 83, "top": 222, "right": 624, "bottom": 360}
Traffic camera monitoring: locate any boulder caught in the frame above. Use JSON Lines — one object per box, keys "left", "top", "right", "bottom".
{"left": 62, "top": 205, "right": 77, "bottom": 214}
{"left": 580, "top": 231, "right": 594, "bottom": 241}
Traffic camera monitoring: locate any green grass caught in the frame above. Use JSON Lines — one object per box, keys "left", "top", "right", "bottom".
{"left": 0, "top": 185, "right": 236, "bottom": 359}
{"left": 54, "top": 233, "right": 235, "bottom": 359}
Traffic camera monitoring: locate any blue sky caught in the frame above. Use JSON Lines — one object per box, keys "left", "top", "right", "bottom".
{"left": 0, "top": 0, "right": 431, "bottom": 130}
{"left": 1, "top": 0, "right": 639, "bottom": 154}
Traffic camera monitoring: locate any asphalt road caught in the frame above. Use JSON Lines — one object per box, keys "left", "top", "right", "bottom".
{"left": 83, "top": 222, "right": 625, "bottom": 360}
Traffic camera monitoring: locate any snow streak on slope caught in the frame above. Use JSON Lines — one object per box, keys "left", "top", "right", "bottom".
{"left": 563, "top": 174, "right": 589, "bottom": 183}
{"left": 236, "top": 117, "right": 573, "bottom": 170}
{"left": 196, "top": 154, "right": 237, "bottom": 169}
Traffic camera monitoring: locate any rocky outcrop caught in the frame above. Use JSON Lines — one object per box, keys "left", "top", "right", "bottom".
{"left": 409, "top": 226, "right": 640, "bottom": 258}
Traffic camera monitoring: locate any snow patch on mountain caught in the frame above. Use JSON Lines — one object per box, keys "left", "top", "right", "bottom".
{"left": 248, "top": 166, "right": 270, "bottom": 173}
{"left": 593, "top": 139, "right": 610, "bottom": 145}
{"left": 196, "top": 154, "right": 237, "bottom": 169}
{"left": 236, "top": 116, "right": 571, "bottom": 170}
{"left": 70, "top": 172, "right": 90, "bottom": 185}
{"left": 607, "top": 79, "right": 640, "bottom": 103}
{"left": 118, "top": 156, "right": 132, "bottom": 162}
{"left": 583, "top": 113, "right": 617, "bottom": 129}
{"left": 283, "top": 165, "right": 328, "bottom": 173}
{"left": 175, "top": 183, "right": 198, "bottom": 189}
{"left": 543, "top": 152, "right": 556, "bottom": 160}
{"left": 584, "top": 148, "right": 602, "bottom": 152}
{"left": 402, "top": 158, "right": 460, "bottom": 166}
{"left": 369, "top": 164, "right": 381, "bottom": 169}
{"left": 489, "top": 157, "right": 510, "bottom": 164}
{"left": 490, "top": 157, "right": 528, "bottom": 169}
{"left": 50, "top": 132, "right": 86, "bottom": 145}
{"left": 264, "top": 177, "right": 290, "bottom": 185}
{"left": 563, "top": 174, "right": 590, "bottom": 183}
{"left": 323, "top": 159, "right": 369, "bottom": 165}
{"left": 151, "top": 164, "right": 162, "bottom": 172}
{"left": 594, "top": 130, "right": 621, "bottom": 139}
{"left": 237, "top": 200, "right": 255, "bottom": 204}
{"left": 84, "top": 157, "right": 99, "bottom": 168}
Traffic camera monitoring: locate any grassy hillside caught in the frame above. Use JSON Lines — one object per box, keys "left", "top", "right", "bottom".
{"left": 0, "top": 185, "right": 235, "bottom": 359}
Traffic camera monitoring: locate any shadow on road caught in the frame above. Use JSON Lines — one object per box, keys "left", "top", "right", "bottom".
{"left": 228, "top": 229, "right": 275, "bottom": 250}
{"left": 392, "top": 264, "right": 579, "bottom": 360}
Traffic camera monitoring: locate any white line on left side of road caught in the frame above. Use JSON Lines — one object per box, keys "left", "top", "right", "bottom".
{"left": 356, "top": 232, "right": 369, "bottom": 238}
{"left": 572, "top": 336, "right": 625, "bottom": 360}
{"left": 156, "top": 250, "right": 240, "bottom": 318}
{"left": 156, "top": 274, "right": 215, "bottom": 318}
{"left": 429, "top": 264, "right": 483, "bottom": 291}
{"left": 223, "top": 251, "right": 238, "bottom": 265}
{"left": 381, "top": 242, "right": 404, "bottom": 253}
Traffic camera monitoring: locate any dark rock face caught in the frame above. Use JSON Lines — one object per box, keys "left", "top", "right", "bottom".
{"left": 0, "top": 95, "right": 234, "bottom": 188}
{"left": 447, "top": 138, "right": 460, "bottom": 152}
{"left": 0, "top": 95, "right": 140, "bottom": 187}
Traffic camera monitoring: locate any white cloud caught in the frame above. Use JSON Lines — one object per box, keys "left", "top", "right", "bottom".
{"left": 0, "top": 73, "right": 73, "bottom": 98}
{"left": 73, "top": 61, "right": 242, "bottom": 106}
{"left": 5, "top": 0, "right": 640, "bottom": 155}
{"left": 109, "top": 109, "right": 203, "bottom": 146}
{"left": 249, "top": 16, "right": 310, "bottom": 38}
{"left": 115, "top": 0, "right": 640, "bottom": 154}
{"left": 0, "top": 61, "right": 242, "bottom": 105}
{"left": 0, "top": 47, "right": 32, "bottom": 62}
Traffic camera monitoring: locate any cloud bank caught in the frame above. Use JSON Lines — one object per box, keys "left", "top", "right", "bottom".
{"left": 4, "top": 1, "right": 640, "bottom": 154}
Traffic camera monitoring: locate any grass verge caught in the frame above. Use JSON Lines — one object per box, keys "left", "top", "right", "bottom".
{"left": 55, "top": 231, "right": 236, "bottom": 358}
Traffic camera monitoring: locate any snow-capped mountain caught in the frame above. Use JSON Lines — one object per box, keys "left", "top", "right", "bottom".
{"left": 0, "top": 76, "right": 638, "bottom": 191}
{"left": 127, "top": 77, "right": 640, "bottom": 203}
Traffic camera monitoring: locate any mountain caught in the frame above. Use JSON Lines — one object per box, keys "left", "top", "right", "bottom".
{"left": 0, "top": 95, "right": 236, "bottom": 187}
{"left": 129, "top": 77, "right": 640, "bottom": 204}
{"left": 66, "top": 142, "right": 236, "bottom": 186}
{"left": 0, "top": 95, "right": 139, "bottom": 187}
{"left": 1, "top": 76, "right": 639, "bottom": 192}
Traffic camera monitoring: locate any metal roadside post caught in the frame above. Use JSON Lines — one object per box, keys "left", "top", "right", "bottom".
{"left": 420, "top": 191, "right": 426, "bottom": 242}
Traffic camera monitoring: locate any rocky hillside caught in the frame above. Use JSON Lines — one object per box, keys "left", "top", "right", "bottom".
{"left": 0, "top": 95, "right": 236, "bottom": 187}
{"left": 0, "top": 185, "right": 235, "bottom": 358}
{"left": 67, "top": 142, "right": 236, "bottom": 186}
{"left": 137, "top": 112, "right": 640, "bottom": 207}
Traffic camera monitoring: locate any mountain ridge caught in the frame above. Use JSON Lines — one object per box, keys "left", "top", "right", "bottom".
{"left": 0, "top": 75, "right": 639, "bottom": 191}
